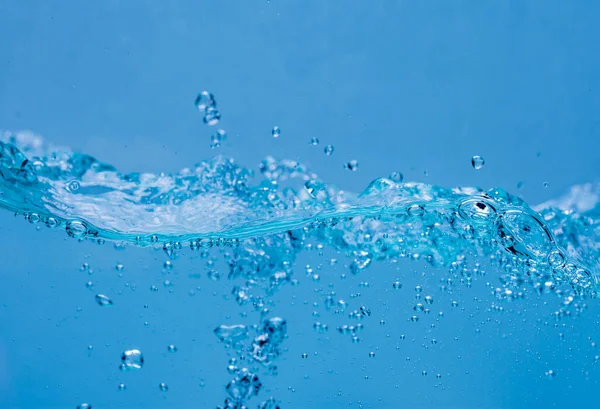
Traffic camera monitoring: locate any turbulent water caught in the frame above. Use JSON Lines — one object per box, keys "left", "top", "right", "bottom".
{"left": 1, "top": 129, "right": 599, "bottom": 408}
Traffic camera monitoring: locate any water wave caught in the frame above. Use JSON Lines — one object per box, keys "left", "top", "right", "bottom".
{"left": 1, "top": 130, "right": 598, "bottom": 297}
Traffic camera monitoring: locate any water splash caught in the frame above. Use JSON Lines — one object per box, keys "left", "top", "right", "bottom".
{"left": 1, "top": 129, "right": 599, "bottom": 408}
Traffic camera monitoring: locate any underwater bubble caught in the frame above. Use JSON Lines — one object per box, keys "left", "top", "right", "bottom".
{"left": 389, "top": 172, "right": 404, "bottom": 183}
{"left": 545, "top": 369, "right": 557, "bottom": 378}
{"left": 210, "top": 129, "right": 227, "bottom": 149}
{"left": 407, "top": 204, "right": 425, "bottom": 217}
{"left": 458, "top": 199, "right": 497, "bottom": 224}
{"left": 344, "top": 160, "right": 359, "bottom": 171}
{"left": 121, "top": 349, "right": 144, "bottom": 370}
{"left": 424, "top": 295, "right": 434, "bottom": 304}
{"left": 543, "top": 181, "right": 549, "bottom": 188}
{"left": 67, "top": 180, "right": 80, "bottom": 192}
{"left": 117, "top": 383, "right": 126, "bottom": 391}
{"left": 368, "top": 352, "right": 375, "bottom": 358}
{"left": 309, "top": 137, "right": 320, "bottom": 146}
{"left": 77, "top": 404, "right": 91, "bottom": 409}
{"left": 392, "top": 281, "right": 403, "bottom": 290}
{"left": 159, "top": 382, "right": 169, "bottom": 392}
{"left": 548, "top": 250, "right": 566, "bottom": 268}
{"left": 324, "top": 145, "right": 334, "bottom": 155}
{"left": 272, "top": 126, "right": 281, "bottom": 138}
{"left": 301, "top": 353, "right": 308, "bottom": 359}
{"left": 44, "top": 217, "right": 59, "bottom": 228}
{"left": 167, "top": 344, "right": 178, "bottom": 353}
{"left": 498, "top": 210, "right": 553, "bottom": 259}
{"left": 194, "top": 91, "right": 216, "bottom": 111}
{"left": 257, "top": 397, "right": 282, "bottom": 409}
{"left": 415, "top": 286, "right": 423, "bottom": 293}
{"left": 413, "top": 303, "right": 424, "bottom": 312}
{"left": 94, "top": 294, "right": 113, "bottom": 307}
{"left": 471, "top": 155, "right": 485, "bottom": 170}
{"left": 65, "top": 220, "right": 87, "bottom": 239}
{"left": 410, "top": 316, "right": 419, "bottom": 323}
{"left": 214, "top": 324, "right": 249, "bottom": 345}
{"left": 203, "top": 107, "right": 221, "bottom": 126}
{"left": 451, "top": 301, "right": 459, "bottom": 307}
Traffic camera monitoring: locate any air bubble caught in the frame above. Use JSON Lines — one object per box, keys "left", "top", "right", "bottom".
{"left": 167, "top": 344, "right": 178, "bottom": 353}
{"left": 67, "top": 180, "right": 80, "bottom": 192}
{"left": 66, "top": 220, "right": 88, "bottom": 239}
{"left": 121, "top": 349, "right": 144, "bottom": 371}
{"left": 309, "top": 137, "right": 320, "bottom": 146}
{"left": 324, "top": 145, "right": 334, "bottom": 156}
{"left": 117, "top": 383, "right": 126, "bottom": 391}
{"left": 95, "top": 294, "right": 113, "bottom": 307}
{"left": 210, "top": 129, "right": 227, "bottom": 149}
{"left": 159, "top": 382, "right": 169, "bottom": 392}
{"left": 407, "top": 204, "right": 425, "bottom": 217}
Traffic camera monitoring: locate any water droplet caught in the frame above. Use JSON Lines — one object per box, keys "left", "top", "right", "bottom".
{"left": 121, "top": 349, "right": 144, "bottom": 370}
{"left": 210, "top": 129, "right": 227, "bottom": 149}
{"left": 66, "top": 220, "right": 88, "bottom": 239}
{"left": 194, "top": 91, "right": 216, "bottom": 111}
{"left": 167, "top": 344, "right": 178, "bottom": 353}
{"left": 117, "top": 383, "right": 126, "bottom": 391}
{"left": 471, "top": 155, "right": 485, "bottom": 170}
{"left": 344, "top": 160, "right": 359, "bottom": 171}
{"left": 368, "top": 351, "right": 375, "bottom": 358}
{"left": 203, "top": 107, "right": 221, "bottom": 125}
{"left": 389, "top": 172, "right": 404, "bottom": 183}
{"left": 309, "top": 137, "right": 320, "bottom": 146}
{"left": 159, "top": 382, "right": 169, "bottom": 392}
{"left": 272, "top": 126, "right": 281, "bottom": 138}
{"left": 95, "top": 294, "right": 113, "bottom": 307}
{"left": 324, "top": 145, "right": 334, "bottom": 156}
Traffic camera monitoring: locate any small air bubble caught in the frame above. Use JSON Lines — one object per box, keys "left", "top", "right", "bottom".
{"left": 167, "top": 345, "right": 178, "bottom": 353}
{"left": 389, "top": 172, "right": 404, "bottom": 183}
{"left": 159, "top": 382, "right": 169, "bottom": 392}
{"left": 95, "top": 294, "right": 113, "bottom": 307}
{"left": 309, "top": 137, "right": 320, "bottom": 146}
{"left": 324, "top": 145, "right": 334, "bottom": 156}
{"left": 203, "top": 107, "right": 221, "bottom": 126}
{"left": 194, "top": 91, "right": 216, "bottom": 112}
{"left": 344, "top": 160, "right": 359, "bottom": 171}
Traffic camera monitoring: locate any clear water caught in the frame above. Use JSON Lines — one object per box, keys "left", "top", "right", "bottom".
{"left": 1, "top": 130, "right": 599, "bottom": 408}
{"left": 2, "top": 3, "right": 600, "bottom": 409}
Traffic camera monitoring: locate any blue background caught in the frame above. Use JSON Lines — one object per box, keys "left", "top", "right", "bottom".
{"left": 0, "top": 1, "right": 599, "bottom": 408}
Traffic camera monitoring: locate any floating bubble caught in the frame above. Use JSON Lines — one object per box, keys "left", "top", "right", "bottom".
{"left": 121, "top": 349, "right": 144, "bottom": 371}
{"left": 67, "top": 180, "right": 80, "bottom": 192}
{"left": 407, "top": 204, "right": 425, "bottom": 217}
{"left": 117, "top": 383, "right": 126, "bottom": 391}
{"left": 95, "top": 294, "right": 113, "bottom": 307}
{"left": 159, "top": 382, "right": 169, "bottom": 392}
{"left": 309, "top": 137, "right": 319, "bottom": 146}
{"left": 77, "top": 404, "right": 92, "bottom": 409}
{"left": 324, "top": 145, "right": 334, "bottom": 155}
{"left": 211, "top": 129, "right": 227, "bottom": 149}
{"left": 167, "top": 344, "right": 178, "bottom": 353}
{"left": 471, "top": 155, "right": 485, "bottom": 170}
{"left": 66, "top": 220, "right": 88, "bottom": 239}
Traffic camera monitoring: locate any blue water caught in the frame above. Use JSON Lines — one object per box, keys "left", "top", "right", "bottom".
{"left": 1, "top": 2, "right": 600, "bottom": 409}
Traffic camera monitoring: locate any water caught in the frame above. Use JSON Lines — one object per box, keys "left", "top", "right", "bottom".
{"left": 2, "top": 3, "right": 600, "bottom": 408}
{"left": 0, "top": 129, "right": 598, "bottom": 407}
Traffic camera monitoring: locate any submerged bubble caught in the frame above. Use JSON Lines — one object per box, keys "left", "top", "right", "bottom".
{"left": 344, "top": 160, "right": 359, "bottom": 171}
{"left": 65, "top": 220, "right": 88, "bottom": 239}
{"left": 458, "top": 199, "right": 497, "bottom": 224}
{"left": 121, "top": 349, "right": 144, "bottom": 370}
{"left": 159, "top": 382, "right": 169, "bottom": 392}
{"left": 203, "top": 107, "right": 221, "bottom": 126}
{"left": 309, "top": 137, "right": 320, "bottom": 146}
{"left": 95, "top": 294, "right": 113, "bottom": 306}
{"left": 167, "top": 344, "right": 178, "bottom": 353}
{"left": 117, "top": 383, "right": 126, "bottom": 391}
{"left": 407, "top": 204, "right": 425, "bottom": 217}
{"left": 194, "top": 91, "right": 216, "bottom": 112}
{"left": 67, "top": 180, "right": 80, "bottom": 192}
{"left": 471, "top": 155, "right": 485, "bottom": 170}
{"left": 272, "top": 126, "right": 281, "bottom": 138}
{"left": 77, "top": 404, "right": 92, "bottom": 409}
{"left": 324, "top": 145, "right": 334, "bottom": 155}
